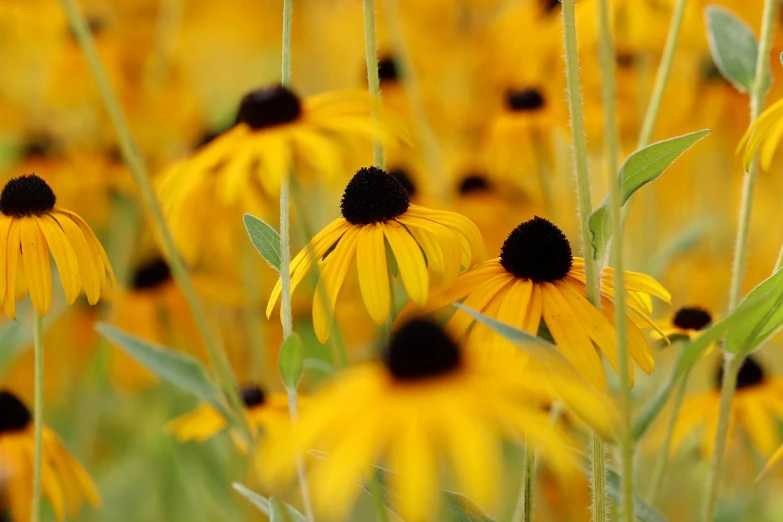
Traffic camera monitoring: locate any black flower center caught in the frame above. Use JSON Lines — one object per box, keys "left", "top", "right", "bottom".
{"left": 715, "top": 356, "right": 766, "bottom": 391}
{"left": 0, "top": 174, "right": 56, "bottom": 218}
{"left": 236, "top": 86, "right": 302, "bottom": 131}
{"left": 500, "top": 217, "right": 573, "bottom": 283}
{"left": 541, "top": 0, "right": 561, "bottom": 15}
{"left": 378, "top": 57, "right": 399, "bottom": 83}
{"left": 615, "top": 52, "right": 637, "bottom": 69}
{"left": 385, "top": 319, "right": 462, "bottom": 381}
{"left": 131, "top": 258, "right": 172, "bottom": 291}
{"left": 506, "top": 88, "right": 546, "bottom": 112}
{"left": 672, "top": 307, "right": 712, "bottom": 331}
{"left": 0, "top": 391, "right": 31, "bottom": 434}
{"left": 240, "top": 385, "right": 266, "bottom": 408}
{"left": 341, "top": 167, "right": 410, "bottom": 225}
{"left": 388, "top": 168, "right": 416, "bottom": 197}
{"left": 458, "top": 174, "right": 492, "bottom": 195}
{"left": 22, "top": 136, "right": 55, "bottom": 160}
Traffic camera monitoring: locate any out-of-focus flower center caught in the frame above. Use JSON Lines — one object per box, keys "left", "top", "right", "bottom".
{"left": 237, "top": 86, "right": 303, "bottom": 131}
{"left": 672, "top": 307, "right": 712, "bottom": 331}
{"left": 385, "top": 320, "right": 462, "bottom": 381}
{"left": 0, "top": 391, "right": 31, "bottom": 434}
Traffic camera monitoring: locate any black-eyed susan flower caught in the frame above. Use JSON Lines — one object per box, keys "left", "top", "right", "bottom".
{"left": 672, "top": 356, "right": 783, "bottom": 457}
{"left": 738, "top": 97, "right": 783, "bottom": 170}
{"left": 652, "top": 306, "right": 714, "bottom": 348}
{"left": 0, "top": 174, "right": 114, "bottom": 319}
{"left": 158, "top": 85, "right": 398, "bottom": 262}
{"left": 261, "top": 319, "right": 600, "bottom": 522}
{"left": 0, "top": 390, "right": 100, "bottom": 521}
{"left": 266, "top": 166, "right": 484, "bottom": 343}
{"left": 167, "top": 385, "right": 292, "bottom": 445}
{"left": 397, "top": 216, "right": 671, "bottom": 390}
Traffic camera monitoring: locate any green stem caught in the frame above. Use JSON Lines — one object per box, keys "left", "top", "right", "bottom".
{"left": 728, "top": 0, "right": 777, "bottom": 310}
{"left": 57, "top": 0, "right": 249, "bottom": 438}
{"left": 281, "top": 0, "right": 293, "bottom": 88}
{"left": 561, "top": 2, "right": 606, "bottom": 519}
{"left": 287, "top": 393, "right": 315, "bottom": 522}
{"left": 645, "top": 366, "right": 692, "bottom": 504}
{"left": 597, "top": 0, "right": 634, "bottom": 520}
{"left": 370, "top": 473, "right": 390, "bottom": 522}
{"left": 512, "top": 441, "right": 535, "bottom": 522}
{"left": 637, "top": 0, "right": 688, "bottom": 148}
{"left": 32, "top": 315, "right": 43, "bottom": 522}
{"left": 701, "top": 354, "right": 743, "bottom": 522}
{"left": 362, "top": 0, "right": 384, "bottom": 168}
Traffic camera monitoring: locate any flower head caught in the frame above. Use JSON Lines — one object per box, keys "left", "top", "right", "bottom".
{"left": 0, "top": 174, "right": 114, "bottom": 318}
{"left": 397, "top": 216, "right": 671, "bottom": 390}
{"left": 0, "top": 391, "right": 100, "bottom": 521}
{"left": 267, "top": 167, "right": 484, "bottom": 343}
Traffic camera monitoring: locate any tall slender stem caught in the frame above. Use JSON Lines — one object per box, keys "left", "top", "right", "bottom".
{"left": 31, "top": 315, "right": 43, "bottom": 522}
{"left": 597, "top": 0, "right": 634, "bottom": 520}
{"left": 363, "top": 0, "right": 384, "bottom": 168}
{"left": 561, "top": 2, "right": 606, "bottom": 519}
{"left": 370, "top": 473, "right": 390, "bottom": 522}
{"left": 701, "top": 354, "right": 743, "bottom": 522}
{"left": 57, "top": 0, "right": 249, "bottom": 436}
{"left": 511, "top": 442, "right": 535, "bottom": 522}
{"left": 279, "top": 2, "right": 314, "bottom": 520}
{"left": 728, "top": 0, "right": 777, "bottom": 310}
{"left": 646, "top": 367, "right": 692, "bottom": 504}
{"left": 637, "top": 0, "right": 688, "bottom": 149}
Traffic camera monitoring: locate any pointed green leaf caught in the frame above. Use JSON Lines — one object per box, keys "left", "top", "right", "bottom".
{"left": 632, "top": 293, "right": 772, "bottom": 441}
{"left": 725, "top": 265, "right": 783, "bottom": 355}
{"left": 244, "top": 213, "right": 281, "bottom": 271}
{"left": 232, "top": 484, "right": 306, "bottom": 522}
{"left": 589, "top": 130, "right": 711, "bottom": 261}
{"left": 605, "top": 468, "right": 667, "bottom": 522}
{"left": 279, "top": 333, "right": 304, "bottom": 391}
{"left": 705, "top": 6, "right": 760, "bottom": 93}
{"left": 96, "top": 323, "right": 229, "bottom": 419}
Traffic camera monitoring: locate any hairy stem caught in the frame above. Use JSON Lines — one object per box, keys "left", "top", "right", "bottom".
{"left": 363, "top": 0, "right": 384, "bottom": 168}
{"left": 31, "top": 315, "right": 43, "bottom": 522}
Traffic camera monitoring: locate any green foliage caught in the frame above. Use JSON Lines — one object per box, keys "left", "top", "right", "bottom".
{"left": 589, "top": 130, "right": 710, "bottom": 262}
{"left": 705, "top": 6, "right": 761, "bottom": 93}
{"left": 605, "top": 468, "right": 667, "bottom": 522}
{"left": 233, "top": 483, "right": 306, "bottom": 522}
{"left": 279, "top": 333, "right": 305, "bottom": 391}
{"left": 244, "top": 213, "right": 282, "bottom": 271}
{"left": 725, "top": 264, "right": 783, "bottom": 355}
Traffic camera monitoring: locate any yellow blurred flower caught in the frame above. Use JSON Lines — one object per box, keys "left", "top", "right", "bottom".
{"left": 738, "top": 97, "right": 783, "bottom": 171}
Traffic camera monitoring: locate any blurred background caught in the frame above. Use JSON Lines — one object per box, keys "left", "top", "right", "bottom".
{"left": 4, "top": 0, "right": 783, "bottom": 520}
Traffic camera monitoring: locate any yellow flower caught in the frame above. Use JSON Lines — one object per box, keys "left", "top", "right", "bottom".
{"left": 266, "top": 166, "right": 484, "bottom": 343}
{"left": 158, "top": 86, "right": 397, "bottom": 262}
{"left": 652, "top": 306, "right": 714, "bottom": 348}
{"left": 261, "top": 319, "right": 602, "bottom": 522}
{"left": 0, "top": 390, "right": 100, "bottom": 521}
{"left": 672, "top": 356, "right": 783, "bottom": 457}
{"left": 0, "top": 174, "right": 114, "bottom": 319}
{"left": 167, "top": 386, "right": 293, "bottom": 446}
{"left": 397, "top": 216, "right": 671, "bottom": 390}
{"left": 738, "top": 97, "right": 783, "bottom": 170}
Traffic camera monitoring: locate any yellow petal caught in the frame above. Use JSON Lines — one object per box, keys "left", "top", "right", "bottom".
{"left": 312, "top": 227, "right": 359, "bottom": 343}
{"left": 405, "top": 206, "right": 484, "bottom": 265}
{"left": 0, "top": 216, "right": 11, "bottom": 302}
{"left": 165, "top": 404, "right": 229, "bottom": 442}
{"left": 382, "top": 221, "right": 429, "bottom": 306}
{"left": 389, "top": 417, "right": 437, "bottom": 522}
{"left": 540, "top": 282, "right": 606, "bottom": 390}
{"left": 20, "top": 218, "right": 52, "bottom": 316}
{"left": 62, "top": 211, "right": 115, "bottom": 288}
{"left": 445, "top": 272, "right": 514, "bottom": 340}
{"left": 355, "top": 224, "right": 390, "bottom": 324}
{"left": 398, "top": 215, "right": 462, "bottom": 285}
{"left": 52, "top": 213, "right": 100, "bottom": 304}
{"left": 4, "top": 219, "right": 20, "bottom": 319}
{"left": 741, "top": 398, "right": 779, "bottom": 455}
{"left": 38, "top": 216, "right": 81, "bottom": 304}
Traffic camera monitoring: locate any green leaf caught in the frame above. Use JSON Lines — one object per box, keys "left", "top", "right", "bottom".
{"left": 632, "top": 294, "right": 772, "bottom": 441}
{"left": 243, "top": 213, "right": 281, "bottom": 271}
{"left": 705, "top": 6, "right": 760, "bottom": 93}
{"left": 232, "top": 483, "right": 306, "bottom": 522}
{"left": 725, "top": 265, "right": 783, "bottom": 355}
{"left": 96, "top": 323, "right": 229, "bottom": 420}
{"left": 606, "top": 468, "right": 667, "bottom": 522}
{"left": 589, "top": 130, "right": 711, "bottom": 261}
{"left": 279, "top": 333, "right": 304, "bottom": 391}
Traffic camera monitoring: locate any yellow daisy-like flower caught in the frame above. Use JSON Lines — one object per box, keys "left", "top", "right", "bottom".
{"left": 262, "top": 319, "right": 605, "bottom": 522}
{"left": 672, "top": 356, "right": 783, "bottom": 457}
{"left": 652, "top": 306, "right": 716, "bottom": 357}
{"left": 397, "top": 216, "right": 671, "bottom": 390}
{"left": 0, "top": 390, "right": 100, "bottom": 522}
{"left": 0, "top": 174, "right": 115, "bottom": 319}
{"left": 738, "top": 97, "right": 783, "bottom": 170}
{"left": 266, "top": 166, "right": 484, "bottom": 343}
{"left": 158, "top": 86, "right": 396, "bottom": 262}
{"left": 167, "top": 385, "right": 293, "bottom": 446}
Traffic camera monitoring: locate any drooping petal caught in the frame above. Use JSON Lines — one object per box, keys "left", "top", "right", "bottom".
{"left": 20, "top": 218, "right": 52, "bottom": 316}
{"left": 61, "top": 210, "right": 115, "bottom": 287}
{"left": 0, "top": 216, "right": 11, "bottom": 302}
{"left": 741, "top": 397, "right": 779, "bottom": 455}
{"left": 52, "top": 213, "right": 100, "bottom": 304}
{"left": 445, "top": 272, "right": 514, "bottom": 340}
{"left": 38, "top": 215, "right": 81, "bottom": 304}
{"left": 355, "top": 224, "right": 390, "bottom": 324}
{"left": 405, "top": 206, "right": 484, "bottom": 265}
{"left": 312, "top": 227, "right": 360, "bottom": 343}
{"left": 388, "top": 417, "right": 438, "bottom": 522}
{"left": 4, "top": 219, "right": 21, "bottom": 319}
{"left": 382, "top": 221, "right": 429, "bottom": 306}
